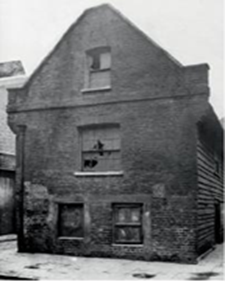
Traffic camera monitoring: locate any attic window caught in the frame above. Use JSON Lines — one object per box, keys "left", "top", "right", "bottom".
{"left": 85, "top": 47, "right": 111, "bottom": 89}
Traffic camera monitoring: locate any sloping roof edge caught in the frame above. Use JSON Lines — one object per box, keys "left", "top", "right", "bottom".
{"left": 198, "top": 101, "right": 224, "bottom": 133}
{"left": 106, "top": 4, "right": 182, "bottom": 67}
{"left": 0, "top": 60, "right": 25, "bottom": 79}
{"left": 207, "top": 103, "right": 224, "bottom": 132}
{"left": 17, "top": 3, "right": 182, "bottom": 91}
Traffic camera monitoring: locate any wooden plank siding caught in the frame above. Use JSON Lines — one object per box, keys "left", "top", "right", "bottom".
{"left": 196, "top": 137, "right": 224, "bottom": 255}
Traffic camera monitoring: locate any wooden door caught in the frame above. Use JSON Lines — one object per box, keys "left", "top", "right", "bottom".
{"left": 0, "top": 171, "right": 15, "bottom": 235}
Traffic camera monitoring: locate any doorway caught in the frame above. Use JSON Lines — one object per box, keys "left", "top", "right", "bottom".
{"left": 214, "top": 202, "right": 222, "bottom": 244}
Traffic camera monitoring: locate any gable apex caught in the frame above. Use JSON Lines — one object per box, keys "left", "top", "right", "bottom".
{"left": 23, "top": 3, "right": 182, "bottom": 90}
{"left": 75, "top": 3, "right": 183, "bottom": 67}
{"left": 92, "top": 3, "right": 182, "bottom": 66}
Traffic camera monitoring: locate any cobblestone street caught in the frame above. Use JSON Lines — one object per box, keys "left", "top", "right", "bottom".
{"left": 0, "top": 238, "right": 223, "bottom": 280}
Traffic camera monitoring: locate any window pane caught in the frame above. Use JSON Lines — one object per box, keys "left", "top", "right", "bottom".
{"left": 82, "top": 151, "right": 121, "bottom": 171}
{"left": 115, "top": 207, "right": 141, "bottom": 223}
{"left": 116, "top": 208, "right": 130, "bottom": 223}
{"left": 82, "top": 128, "right": 120, "bottom": 149}
{"left": 131, "top": 208, "right": 141, "bottom": 222}
{"left": 115, "top": 226, "right": 142, "bottom": 243}
{"left": 90, "top": 54, "right": 100, "bottom": 70}
{"left": 100, "top": 52, "right": 111, "bottom": 69}
{"left": 83, "top": 137, "right": 120, "bottom": 152}
{"left": 58, "top": 204, "right": 84, "bottom": 238}
{"left": 81, "top": 127, "right": 121, "bottom": 172}
{"left": 102, "top": 138, "right": 120, "bottom": 151}
{"left": 89, "top": 70, "right": 110, "bottom": 88}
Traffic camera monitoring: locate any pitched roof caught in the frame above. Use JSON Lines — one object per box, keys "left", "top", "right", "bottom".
{"left": 0, "top": 60, "right": 27, "bottom": 88}
{"left": 0, "top": 60, "right": 25, "bottom": 79}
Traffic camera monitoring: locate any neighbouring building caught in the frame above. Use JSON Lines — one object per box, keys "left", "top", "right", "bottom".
{"left": 220, "top": 117, "right": 225, "bottom": 129}
{"left": 7, "top": 4, "right": 223, "bottom": 263}
{"left": 0, "top": 61, "right": 26, "bottom": 235}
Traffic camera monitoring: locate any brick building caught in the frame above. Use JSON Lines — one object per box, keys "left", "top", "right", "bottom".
{"left": 0, "top": 61, "right": 26, "bottom": 235}
{"left": 7, "top": 5, "right": 223, "bottom": 263}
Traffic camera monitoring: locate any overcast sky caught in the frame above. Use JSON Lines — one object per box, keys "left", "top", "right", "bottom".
{"left": 0, "top": 0, "right": 223, "bottom": 118}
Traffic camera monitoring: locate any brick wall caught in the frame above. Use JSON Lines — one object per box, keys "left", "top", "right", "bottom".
{"left": 7, "top": 5, "right": 218, "bottom": 263}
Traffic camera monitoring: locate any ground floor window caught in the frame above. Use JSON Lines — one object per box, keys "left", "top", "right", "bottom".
{"left": 113, "top": 204, "right": 143, "bottom": 244}
{"left": 58, "top": 203, "right": 84, "bottom": 238}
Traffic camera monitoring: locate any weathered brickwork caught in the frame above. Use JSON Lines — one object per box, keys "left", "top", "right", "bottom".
{"left": 7, "top": 4, "right": 223, "bottom": 263}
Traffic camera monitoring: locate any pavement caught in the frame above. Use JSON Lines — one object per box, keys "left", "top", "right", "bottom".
{"left": 0, "top": 237, "right": 224, "bottom": 280}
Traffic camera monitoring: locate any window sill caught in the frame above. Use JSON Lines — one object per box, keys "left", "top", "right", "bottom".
{"left": 112, "top": 244, "right": 143, "bottom": 247}
{"left": 81, "top": 86, "right": 111, "bottom": 94}
{"left": 90, "top": 68, "right": 110, "bottom": 73}
{"left": 58, "top": 237, "right": 84, "bottom": 240}
{"left": 74, "top": 171, "right": 124, "bottom": 177}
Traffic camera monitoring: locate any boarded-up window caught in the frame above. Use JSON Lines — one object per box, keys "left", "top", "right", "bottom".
{"left": 113, "top": 204, "right": 143, "bottom": 244}
{"left": 58, "top": 204, "right": 84, "bottom": 238}
{"left": 86, "top": 47, "right": 111, "bottom": 89}
{"left": 82, "top": 126, "right": 121, "bottom": 172}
